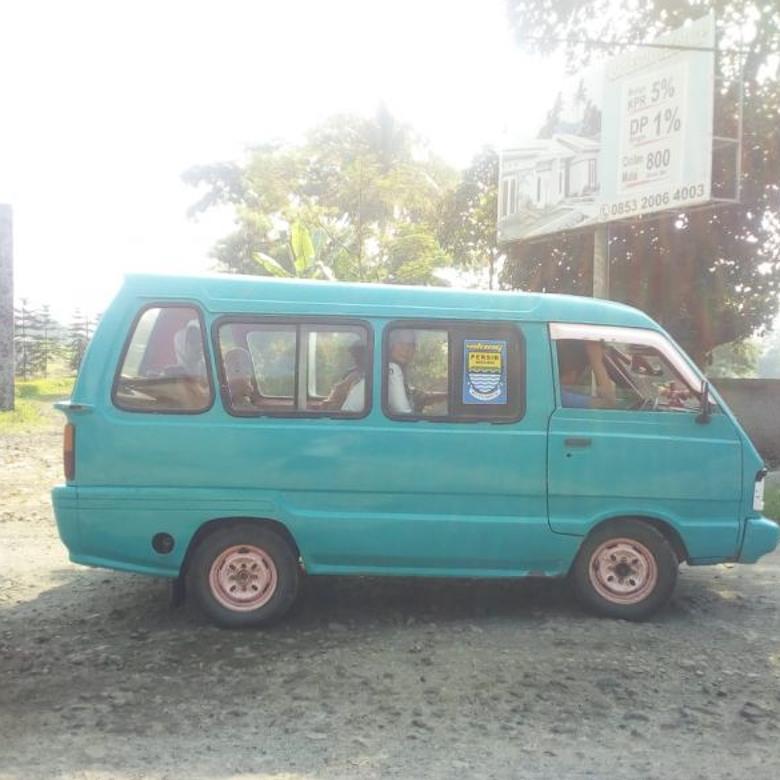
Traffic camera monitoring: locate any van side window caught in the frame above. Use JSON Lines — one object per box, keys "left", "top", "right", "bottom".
{"left": 113, "top": 306, "right": 212, "bottom": 413}
{"left": 216, "top": 320, "right": 369, "bottom": 416}
{"left": 556, "top": 338, "right": 699, "bottom": 412}
{"left": 384, "top": 322, "right": 524, "bottom": 422}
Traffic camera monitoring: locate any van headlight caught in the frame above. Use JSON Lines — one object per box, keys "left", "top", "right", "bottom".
{"left": 754, "top": 468, "right": 768, "bottom": 512}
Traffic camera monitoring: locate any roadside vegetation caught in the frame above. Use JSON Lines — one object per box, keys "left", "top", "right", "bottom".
{"left": 0, "top": 376, "right": 74, "bottom": 429}
{"left": 766, "top": 484, "right": 780, "bottom": 523}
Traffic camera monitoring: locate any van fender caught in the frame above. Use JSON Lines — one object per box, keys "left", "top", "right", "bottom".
{"left": 178, "top": 515, "right": 305, "bottom": 582}
{"left": 566, "top": 511, "right": 689, "bottom": 567}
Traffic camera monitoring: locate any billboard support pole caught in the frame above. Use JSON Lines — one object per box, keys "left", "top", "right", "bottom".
{"left": 593, "top": 225, "right": 609, "bottom": 298}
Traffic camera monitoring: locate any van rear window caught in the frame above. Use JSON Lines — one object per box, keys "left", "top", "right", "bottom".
{"left": 113, "top": 306, "right": 213, "bottom": 413}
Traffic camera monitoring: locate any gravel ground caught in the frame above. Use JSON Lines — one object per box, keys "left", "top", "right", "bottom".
{"left": 1, "top": 420, "right": 780, "bottom": 779}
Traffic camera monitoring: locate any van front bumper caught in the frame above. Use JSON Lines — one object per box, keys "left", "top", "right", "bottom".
{"left": 52, "top": 485, "right": 79, "bottom": 552}
{"left": 738, "top": 516, "right": 780, "bottom": 563}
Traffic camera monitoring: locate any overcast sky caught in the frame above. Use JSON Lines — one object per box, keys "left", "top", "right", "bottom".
{"left": 0, "top": 0, "right": 565, "bottom": 320}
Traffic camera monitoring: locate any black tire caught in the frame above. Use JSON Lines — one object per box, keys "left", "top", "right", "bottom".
{"left": 187, "top": 523, "right": 300, "bottom": 629}
{"left": 571, "top": 519, "right": 678, "bottom": 621}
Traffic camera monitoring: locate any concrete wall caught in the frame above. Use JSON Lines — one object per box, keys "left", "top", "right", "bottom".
{"left": 713, "top": 378, "right": 780, "bottom": 467}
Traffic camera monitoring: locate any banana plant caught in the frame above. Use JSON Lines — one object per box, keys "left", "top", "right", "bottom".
{"left": 252, "top": 220, "right": 335, "bottom": 280}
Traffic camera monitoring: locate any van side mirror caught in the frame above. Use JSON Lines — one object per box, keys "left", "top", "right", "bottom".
{"left": 696, "top": 380, "right": 711, "bottom": 424}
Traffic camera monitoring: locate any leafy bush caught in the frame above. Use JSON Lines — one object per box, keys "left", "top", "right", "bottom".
{"left": 765, "top": 485, "right": 780, "bottom": 523}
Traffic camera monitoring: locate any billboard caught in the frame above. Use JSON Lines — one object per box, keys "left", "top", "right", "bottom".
{"left": 497, "top": 14, "right": 715, "bottom": 243}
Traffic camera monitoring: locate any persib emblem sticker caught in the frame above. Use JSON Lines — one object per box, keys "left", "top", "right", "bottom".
{"left": 462, "top": 339, "right": 507, "bottom": 404}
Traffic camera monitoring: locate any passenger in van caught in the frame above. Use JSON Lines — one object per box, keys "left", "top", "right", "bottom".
{"left": 316, "top": 342, "right": 366, "bottom": 412}
{"left": 145, "top": 320, "right": 210, "bottom": 408}
{"left": 339, "top": 343, "right": 367, "bottom": 412}
{"left": 164, "top": 321, "right": 206, "bottom": 379}
{"left": 558, "top": 339, "right": 616, "bottom": 409}
{"left": 387, "top": 329, "right": 446, "bottom": 414}
{"left": 387, "top": 329, "right": 416, "bottom": 414}
{"left": 223, "top": 347, "right": 262, "bottom": 410}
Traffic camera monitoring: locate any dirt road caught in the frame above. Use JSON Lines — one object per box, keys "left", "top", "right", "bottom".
{"left": 2, "top": 422, "right": 780, "bottom": 779}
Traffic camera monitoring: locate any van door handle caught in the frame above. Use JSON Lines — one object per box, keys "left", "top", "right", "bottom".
{"left": 564, "top": 437, "right": 592, "bottom": 448}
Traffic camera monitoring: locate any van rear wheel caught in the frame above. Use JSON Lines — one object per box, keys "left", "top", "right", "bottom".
{"left": 572, "top": 519, "right": 677, "bottom": 620}
{"left": 188, "top": 523, "right": 299, "bottom": 628}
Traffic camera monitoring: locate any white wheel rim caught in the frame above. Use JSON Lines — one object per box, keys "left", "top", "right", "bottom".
{"left": 589, "top": 538, "right": 658, "bottom": 605}
{"left": 208, "top": 544, "right": 278, "bottom": 611}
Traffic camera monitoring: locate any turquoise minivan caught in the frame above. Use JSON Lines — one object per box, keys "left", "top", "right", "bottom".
{"left": 52, "top": 273, "right": 778, "bottom": 627}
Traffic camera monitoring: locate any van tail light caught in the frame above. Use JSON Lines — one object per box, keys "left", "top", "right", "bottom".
{"left": 64, "top": 423, "right": 75, "bottom": 481}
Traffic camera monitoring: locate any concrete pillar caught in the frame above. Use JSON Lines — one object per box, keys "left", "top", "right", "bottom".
{"left": 0, "top": 205, "right": 13, "bottom": 411}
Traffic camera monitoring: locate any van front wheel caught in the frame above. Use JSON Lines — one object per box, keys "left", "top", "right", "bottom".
{"left": 572, "top": 520, "right": 677, "bottom": 620}
{"left": 188, "top": 524, "right": 299, "bottom": 628}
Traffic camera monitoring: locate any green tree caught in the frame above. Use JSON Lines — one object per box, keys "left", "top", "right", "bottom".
{"left": 439, "top": 147, "right": 502, "bottom": 288}
{"left": 31, "top": 305, "right": 61, "bottom": 377}
{"left": 384, "top": 225, "right": 452, "bottom": 285}
{"left": 68, "top": 309, "right": 95, "bottom": 373}
{"left": 503, "top": 1, "right": 780, "bottom": 364}
{"left": 758, "top": 328, "right": 780, "bottom": 378}
{"left": 707, "top": 339, "right": 760, "bottom": 378}
{"left": 538, "top": 92, "right": 564, "bottom": 139}
{"left": 184, "top": 108, "right": 457, "bottom": 285}
{"left": 13, "top": 299, "right": 36, "bottom": 379}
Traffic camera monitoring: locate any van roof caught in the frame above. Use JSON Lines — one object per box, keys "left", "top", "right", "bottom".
{"left": 120, "top": 272, "right": 657, "bottom": 329}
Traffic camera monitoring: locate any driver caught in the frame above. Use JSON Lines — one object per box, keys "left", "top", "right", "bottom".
{"left": 557, "top": 340, "right": 616, "bottom": 409}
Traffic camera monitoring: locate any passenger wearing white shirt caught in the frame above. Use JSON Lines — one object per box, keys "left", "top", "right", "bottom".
{"left": 386, "top": 329, "right": 417, "bottom": 414}
{"left": 339, "top": 329, "right": 446, "bottom": 415}
{"left": 320, "top": 342, "right": 366, "bottom": 413}
{"left": 340, "top": 376, "right": 365, "bottom": 412}
{"left": 387, "top": 329, "right": 450, "bottom": 415}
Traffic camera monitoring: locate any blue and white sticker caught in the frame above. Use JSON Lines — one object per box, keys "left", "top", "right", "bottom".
{"left": 463, "top": 339, "right": 507, "bottom": 404}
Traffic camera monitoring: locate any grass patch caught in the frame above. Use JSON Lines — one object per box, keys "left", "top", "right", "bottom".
{"left": 0, "top": 397, "right": 45, "bottom": 428}
{"left": 0, "top": 377, "right": 74, "bottom": 429}
{"left": 16, "top": 376, "right": 75, "bottom": 401}
{"left": 765, "top": 484, "right": 780, "bottom": 523}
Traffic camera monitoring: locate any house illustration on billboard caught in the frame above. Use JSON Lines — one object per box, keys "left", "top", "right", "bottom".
{"left": 498, "top": 133, "right": 601, "bottom": 242}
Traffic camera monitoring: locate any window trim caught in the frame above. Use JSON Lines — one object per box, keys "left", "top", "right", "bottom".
{"left": 549, "top": 322, "right": 704, "bottom": 411}
{"left": 111, "top": 301, "right": 215, "bottom": 415}
{"left": 211, "top": 315, "right": 373, "bottom": 419}
{"left": 381, "top": 319, "right": 526, "bottom": 425}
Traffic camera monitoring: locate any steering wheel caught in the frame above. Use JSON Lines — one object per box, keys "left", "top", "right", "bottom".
{"left": 627, "top": 396, "right": 657, "bottom": 411}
